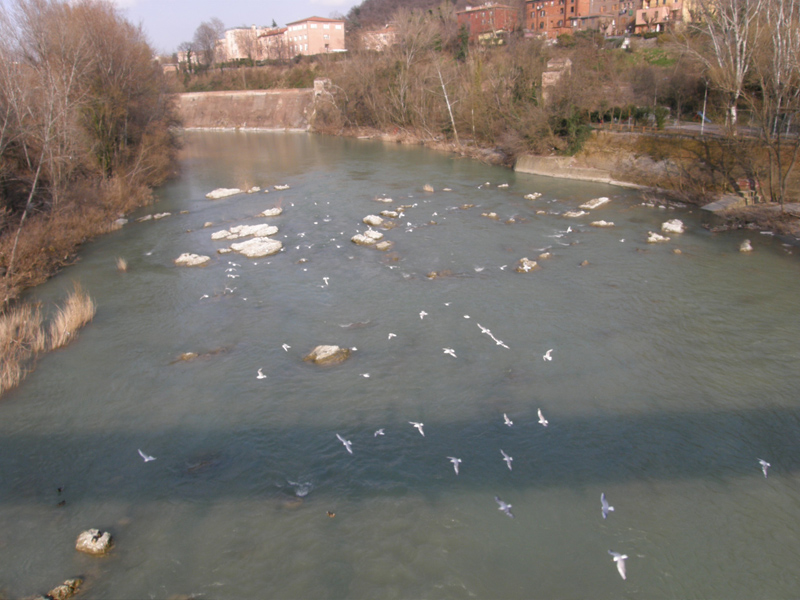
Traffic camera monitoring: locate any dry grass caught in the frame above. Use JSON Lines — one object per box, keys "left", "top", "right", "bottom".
{"left": 48, "top": 284, "right": 96, "bottom": 351}
{"left": 116, "top": 257, "right": 128, "bottom": 272}
{"left": 0, "top": 303, "right": 46, "bottom": 396}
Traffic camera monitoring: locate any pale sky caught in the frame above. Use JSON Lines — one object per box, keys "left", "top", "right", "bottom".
{"left": 1, "top": 0, "right": 363, "bottom": 54}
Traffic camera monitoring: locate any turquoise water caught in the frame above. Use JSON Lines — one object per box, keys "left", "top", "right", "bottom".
{"left": 1, "top": 131, "right": 800, "bottom": 599}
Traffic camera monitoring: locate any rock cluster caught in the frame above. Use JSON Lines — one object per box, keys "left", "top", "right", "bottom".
{"left": 211, "top": 224, "right": 278, "bottom": 241}
{"left": 31, "top": 578, "right": 83, "bottom": 600}
{"left": 647, "top": 231, "right": 670, "bottom": 243}
{"left": 524, "top": 193, "right": 542, "bottom": 200}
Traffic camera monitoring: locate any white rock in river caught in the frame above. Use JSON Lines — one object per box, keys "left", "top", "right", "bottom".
{"left": 647, "top": 231, "right": 670, "bottom": 243}
{"left": 590, "top": 220, "right": 615, "bottom": 227}
{"left": 364, "top": 229, "right": 383, "bottom": 240}
{"left": 174, "top": 253, "right": 210, "bottom": 266}
{"left": 661, "top": 219, "right": 685, "bottom": 234}
{"left": 259, "top": 207, "right": 283, "bottom": 217}
{"left": 740, "top": 239, "right": 754, "bottom": 252}
{"left": 563, "top": 210, "right": 588, "bottom": 218}
{"left": 206, "top": 188, "right": 242, "bottom": 199}
{"left": 211, "top": 224, "right": 278, "bottom": 241}
{"left": 363, "top": 215, "right": 384, "bottom": 227}
{"left": 246, "top": 186, "right": 261, "bottom": 193}
{"left": 580, "top": 197, "right": 610, "bottom": 210}
{"left": 229, "top": 237, "right": 283, "bottom": 258}
{"left": 524, "top": 192, "right": 542, "bottom": 200}
{"left": 380, "top": 210, "right": 399, "bottom": 218}
{"left": 75, "top": 529, "right": 113, "bottom": 555}
{"left": 303, "top": 345, "right": 351, "bottom": 365}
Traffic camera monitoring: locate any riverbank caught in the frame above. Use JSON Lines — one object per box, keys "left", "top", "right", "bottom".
{"left": 331, "top": 125, "right": 800, "bottom": 244}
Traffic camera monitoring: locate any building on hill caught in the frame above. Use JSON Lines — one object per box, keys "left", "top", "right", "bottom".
{"left": 359, "top": 24, "right": 398, "bottom": 51}
{"left": 634, "top": 0, "right": 690, "bottom": 33}
{"left": 525, "top": 0, "right": 640, "bottom": 39}
{"left": 456, "top": 3, "right": 519, "bottom": 44}
{"left": 285, "top": 16, "right": 346, "bottom": 56}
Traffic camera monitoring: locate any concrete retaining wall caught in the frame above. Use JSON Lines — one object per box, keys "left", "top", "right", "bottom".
{"left": 176, "top": 89, "right": 315, "bottom": 130}
{"left": 514, "top": 155, "right": 613, "bottom": 183}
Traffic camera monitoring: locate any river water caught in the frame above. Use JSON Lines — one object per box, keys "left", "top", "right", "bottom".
{"left": 2, "top": 131, "right": 800, "bottom": 599}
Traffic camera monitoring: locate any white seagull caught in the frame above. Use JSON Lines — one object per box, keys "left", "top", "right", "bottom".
{"left": 419, "top": 310, "right": 428, "bottom": 320}
{"left": 336, "top": 434, "right": 353, "bottom": 454}
{"left": 256, "top": 368, "right": 267, "bottom": 380}
{"left": 543, "top": 349, "right": 553, "bottom": 361}
{"left": 608, "top": 551, "right": 628, "bottom": 580}
{"left": 500, "top": 449, "right": 513, "bottom": 471}
{"left": 758, "top": 458, "right": 771, "bottom": 478}
{"left": 387, "top": 333, "right": 397, "bottom": 339}
{"left": 282, "top": 344, "right": 291, "bottom": 352}
{"left": 409, "top": 422, "right": 425, "bottom": 437}
{"left": 494, "top": 496, "right": 514, "bottom": 518}
{"left": 448, "top": 457, "right": 462, "bottom": 475}
{"left": 538, "top": 408, "right": 549, "bottom": 427}
{"left": 503, "top": 413, "right": 513, "bottom": 427}
{"left": 601, "top": 493, "right": 614, "bottom": 519}
{"left": 374, "top": 429, "right": 385, "bottom": 437}
{"left": 137, "top": 449, "right": 156, "bottom": 462}
{"left": 443, "top": 348, "right": 457, "bottom": 358}
{"left": 478, "top": 323, "right": 491, "bottom": 335}
{"left": 323, "top": 277, "right": 329, "bottom": 286}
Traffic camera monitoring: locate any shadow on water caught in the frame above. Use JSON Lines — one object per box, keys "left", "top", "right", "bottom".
{"left": 3, "top": 405, "right": 798, "bottom": 506}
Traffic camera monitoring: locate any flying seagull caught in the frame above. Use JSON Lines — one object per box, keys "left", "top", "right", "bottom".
{"left": 256, "top": 368, "right": 267, "bottom": 380}
{"left": 608, "top": 550, "right": 628, "bottom": 580}
{"left": 374, "top": 429, "right": 385, "bottom": 437}
{"left": 538, "top": 408, "right": 549, "bottom": 427}
{"left": 336, "top": 434, "right": 353, "bottom": 454}
{"left": 601, "top": 493, "right": 614, "bottom": 519}
{"left": 282, "top": 344, "right": 291, "bottom": 352}
{"left": 494, "top": 496, "right": 514, "bottom": 518}
{"left": 443, "top": 348, "right": 457, "bottom": 358}
{"left": 543, "top": 349, "right": 553, "bottom": 361}
{"left": 409, "top": 422, "right": 425, "bottom": 437}
{"left": 500, "top": 449, "right": 513, "bottom": 471}
{"left": 447, "top": 457, "right": 462, "bottom": 475}
{"left": 137, "top": 449, "right": 156, "bottom": 462}
{"left": 758, "top": 458, "right": 771, "bottom": 478}
{"left": 387, "top": 333, "right": 397, "bottom": 339}
{"left": 419, "top": 311, "right": 428, "bottom": 320}
{"left": 503, "top": 413, "right": 513, "bottom": 427}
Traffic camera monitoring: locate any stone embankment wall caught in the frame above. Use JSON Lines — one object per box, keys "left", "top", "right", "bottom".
{"left": 176, "top": 89, "right": 315, "bottom": 130}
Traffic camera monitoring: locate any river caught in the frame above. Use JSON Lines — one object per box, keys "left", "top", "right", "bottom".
{"left": 1, "top": 131, "right": 800, "bottom": 599}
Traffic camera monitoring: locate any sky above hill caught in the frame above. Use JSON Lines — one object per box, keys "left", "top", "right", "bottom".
{"left": 0, "top": 0, "right": 362, "bottom": 54}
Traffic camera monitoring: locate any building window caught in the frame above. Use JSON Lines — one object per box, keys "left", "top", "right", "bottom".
{"left": 311, "top": 23, "right": 317, "bottom": 28}
{"left": 558, "top": 19, "right": 563, "bottom": 25}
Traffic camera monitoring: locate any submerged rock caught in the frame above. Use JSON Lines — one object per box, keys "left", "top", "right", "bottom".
{"left": 423, "top": 184, "right": 434, "bottom": 192}
{"left": 304, "top": 345, "right": 351, "bottom": 366}
{"left": 524, "top": 193, "right": 542, "bottom": 200}
{"left": 375, "top": 240, "right": 394, "bottom": 251}
{"left": 515, "top": 257, "right": 541, "bottom": 273}
{"left": 174, "top": 253, "right": 210, "bottom": 267}
{"left": 229, "top": 237, "right": 282, "bottom": 258}
{"left": 75, "top": 529, "right": 113, "bottom": 555}
{"left": 563, "top": 210, "right": 588, "bottom": 218}
{"left": 661, "top": 219, "right": 685, "bottom": 234}
{"left": 206, "top": 188, "right": 242, "bottom": 199}
{"left": 34, "top": 578, "right": 83, "bottom": 600}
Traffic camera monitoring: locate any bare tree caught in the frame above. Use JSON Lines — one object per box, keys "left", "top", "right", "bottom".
{"left": 745, "top": 0, "right": 800, "bottom": 206}
{"left": 193, "top": 17, "right": 225, "bottom": 67}
{"left": 686, "top": 0, "right": 763, "bottom": 129}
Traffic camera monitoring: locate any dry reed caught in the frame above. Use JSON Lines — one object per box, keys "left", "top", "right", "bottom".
{"left": 0, "top": 303, "right": 46, "bottom": 396}
{"left": 48, "top": 285, "right": 97, "bottom": 351}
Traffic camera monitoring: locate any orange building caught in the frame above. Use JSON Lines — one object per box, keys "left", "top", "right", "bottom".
{"left": 456, "top": 3, "right": 519, "bottom": 43}
{"left": 284, "top": 16, "right": 346, "bottom": 56}
{"left": 526, "top": 0, "right": 639, "bottom": 39}
{"left": 526, "top": 0, "right": 575, "bottom": 39}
